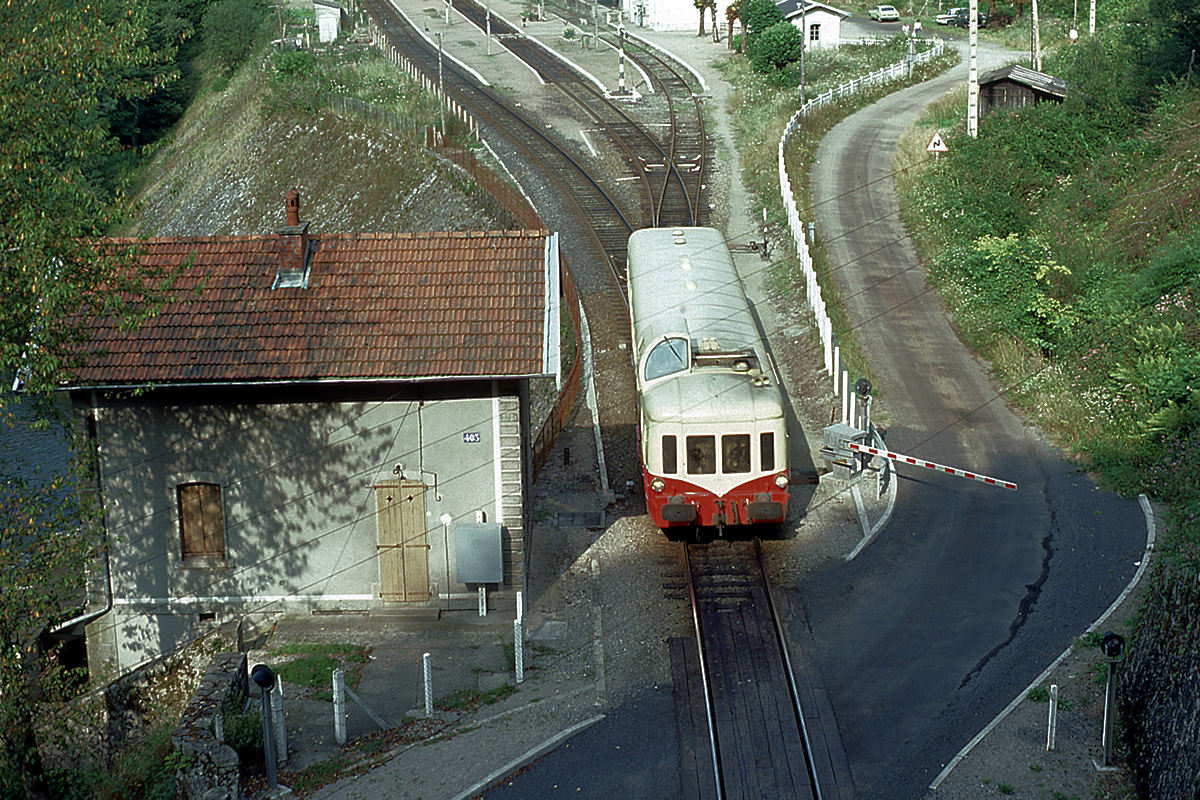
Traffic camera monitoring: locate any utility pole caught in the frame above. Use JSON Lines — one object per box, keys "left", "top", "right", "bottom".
{"left": 799, "top": 3, "right": 806, "bottom": 105}
{"left": 427, "top": 28, "right": 446, "bottom": 141}
{"left": 617, "top": 24, "right": 628, "bottom": 94}
{"left": 967, "top": 0, "right": 979, "bottom": 137}
{"left": 487, "top": 0, "right": 492, "bottom": 54}
{"left": 1031, "top": 0, "right": 1042, "bottom": 70}
{"left": 1089, "top": 0, "right": 1095, "bottom": 33}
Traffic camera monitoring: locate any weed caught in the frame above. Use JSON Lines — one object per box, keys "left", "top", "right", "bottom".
{"left": 1030, "top": 763, "right": 1043, "bottom": 772}
{"left": 435, "top": 684, "right": 517, "bottom": 712}
{"left": 997, "top": 782, "right": 1014, "bottom": 794}
{"left": 288, "top": 754, "right": 350, "bottom": 794}
{"left": 1027, "top": 685, "right": 1050, "bottom": 702}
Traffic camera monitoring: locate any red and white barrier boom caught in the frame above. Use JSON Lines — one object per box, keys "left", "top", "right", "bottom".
{"left": 847, "top": 440, "right": 1017, "bottom": 491}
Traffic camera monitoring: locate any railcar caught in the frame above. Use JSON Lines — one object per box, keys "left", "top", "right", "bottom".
{"left": 627, "top": 227, "right": 789, "bottom": 530}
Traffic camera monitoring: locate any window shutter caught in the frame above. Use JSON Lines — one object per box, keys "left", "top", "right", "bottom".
{"left": 179, "top": 482, "right": 226, "bottom": 559}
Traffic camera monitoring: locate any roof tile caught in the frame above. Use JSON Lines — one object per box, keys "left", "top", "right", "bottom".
{"left": 70, "top": 230, "right": 551, "bottom": 385}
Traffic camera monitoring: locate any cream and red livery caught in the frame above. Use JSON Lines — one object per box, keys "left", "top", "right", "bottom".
{"left": 627, "top": 227, "right": 789, "bottom": 529}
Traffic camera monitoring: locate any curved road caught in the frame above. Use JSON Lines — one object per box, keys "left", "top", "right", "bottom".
{"left": 796, "top": 39, "right": 1148, "bottom": 800}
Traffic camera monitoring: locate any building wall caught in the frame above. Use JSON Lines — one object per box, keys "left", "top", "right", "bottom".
{"left": 81, "top": 385, "right": 527, "bottom": 677}
{"left": 787, "top": 8, "right": 843, "bottom": 50}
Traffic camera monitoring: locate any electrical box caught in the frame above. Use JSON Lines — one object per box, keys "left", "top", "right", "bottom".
{"left": 821, "top": 423, "right": 865, "bottom": 480}
{"left": 455, "top": 522, "right": 504, "bottom": 584}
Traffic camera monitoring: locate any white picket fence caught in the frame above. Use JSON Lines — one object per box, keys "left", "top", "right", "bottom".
{"left": 777, "top": 38, "right": 945, "bottom": 425}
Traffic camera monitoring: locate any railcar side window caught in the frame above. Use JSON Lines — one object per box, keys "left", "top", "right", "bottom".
{"left": 686, "top": 435, "right": 716, "bottom": 474}
{"left": 662, "top": 435, "right": 678, "bottom": 474}
{"left": 760, "top": 432, "right": 775, "bottom": 471}
{"left": 644, "top": 337, "right": 689, "bottom": 381}
{"left": 722, "top": 434, "right": 751, "bottom": 473}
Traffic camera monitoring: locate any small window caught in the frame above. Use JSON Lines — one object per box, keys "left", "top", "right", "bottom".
{"left": 686, "top": 436, "right": 716, "bottom": 475}
{"left": 644, "top": 337, "right": 689, "bottom": 381}
{"left": 760, "top": 432, "right": 776, "bottom": 471}
{"left": 179, "top": 482, "right": 226, "bottom": 560}
{"left": 662, "top": 435, "right": 678, "bottom": 474}
{"left": 808, "top": 22, "right": 821, "bottom": 42}
{"left": 722, "top": 434, "right": 751, "bottom": 474}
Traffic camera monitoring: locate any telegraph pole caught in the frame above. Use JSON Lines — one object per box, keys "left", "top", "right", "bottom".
{"left": 1089, "top": 0, "right": 1096, "bottom": 33}
{"left": 1031, "top": 0, "right": 1042, "bottom": 70}
{"left": 967, "top": 0, "right": 979, "bottom": 137}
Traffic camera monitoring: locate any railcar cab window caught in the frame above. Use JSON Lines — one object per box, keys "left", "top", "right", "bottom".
{"left": 722, "top": 434, "right": 751, "bottom": 473}
{"left": 760, "top": 432, "right": 776, "bottom": 471}
{"left": 645, "top": 336, "right": 689, "bottom": 381}
{"left": 687, "top": 435, "right": 716, "bottom": 474}
{"left": 662, "top": 435, "right": 678, "bottom": 474}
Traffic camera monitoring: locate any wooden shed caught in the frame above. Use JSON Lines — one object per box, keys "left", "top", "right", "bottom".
{"left": 979, "top": 64, "right": 1068, "bottom": 117}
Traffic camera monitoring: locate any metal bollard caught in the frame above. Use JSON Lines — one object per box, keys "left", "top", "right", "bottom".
{"left": 271, "top": 675, "right": 287, "bottom": 762}
{"left": 423, "top": 652, "right": 434, "bottom": 718}
{"left": 514, "top": 618, "right": 525, "bottom": 684}
{"left": 333, "top": 668, "right": 347, "bottom": 745}
{"left": 1046, "top": 684, "right": 1059, "bottom": 751}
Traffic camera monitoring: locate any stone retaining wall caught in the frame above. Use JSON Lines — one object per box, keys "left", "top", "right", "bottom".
{"left": 172, "top": 652, "right": 249, "bottom": 800}
{"left": 1120, "top": 566, "right": 1200, "bottom": 799}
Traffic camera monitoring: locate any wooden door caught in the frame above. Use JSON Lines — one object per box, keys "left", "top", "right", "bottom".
{"left": 375, "top": 481, "right": 429, "bottom": 602}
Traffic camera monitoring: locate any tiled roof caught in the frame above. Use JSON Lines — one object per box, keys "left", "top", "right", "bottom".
{"left": 68, "top": 230, "right": 551, "bottom": 385}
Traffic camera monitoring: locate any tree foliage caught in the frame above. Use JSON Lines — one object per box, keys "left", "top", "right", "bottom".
{"left": 0, "top": 1, "right": 177, "bottom": 793}
{"left": 740, "top": 0, "right": 784, "bottom": 36}
{"left": 748, "top": 21, "right": 804, "bottom": 73}
{"left": 202, "top": 0, "right": 270, "bottom": 74}
{"left": 0, "top": 0, "right": 177, "bottom": 395}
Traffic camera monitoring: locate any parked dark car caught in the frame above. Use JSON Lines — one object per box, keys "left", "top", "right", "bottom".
{"left": 951, "top": 8, "right": 987, "bottom": 26}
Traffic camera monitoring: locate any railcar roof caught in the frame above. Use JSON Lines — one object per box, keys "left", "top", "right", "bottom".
{"left": 627, "top": 227, "right": 762, "bottom": 355}
{"left": 640, "top": 372, "right": 786, "bottom": 424}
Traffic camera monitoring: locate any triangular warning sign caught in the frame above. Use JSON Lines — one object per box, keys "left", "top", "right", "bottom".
{"left": 927, "top": 131, "right": 949, "bottom": 153}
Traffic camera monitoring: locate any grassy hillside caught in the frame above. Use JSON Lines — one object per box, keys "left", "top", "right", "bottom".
{"left": 127, "top": 38, "right": 515, "bottom": 236}
{"left": 891, "top": 6, "right": 1199, "bottom": 793}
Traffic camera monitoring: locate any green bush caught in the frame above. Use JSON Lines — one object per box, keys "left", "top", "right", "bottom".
{"left": 930, "top": 234, "right": 1077, "bottom": 353}
{"left": 222, "top": 702, "right": 264, "bottom": 761}
{"left": 748, "top": 22, "right": 804, "bottom": 74}
{"left": 203, "top": 0, "right": 269, "bottom": 73}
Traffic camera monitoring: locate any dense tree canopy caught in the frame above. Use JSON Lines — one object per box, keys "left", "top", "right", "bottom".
{"left": 0, "top": 0, "right": 176, "bottom": 395}
{"left": 0, "top": 1, "right": 177, "bottom": 793}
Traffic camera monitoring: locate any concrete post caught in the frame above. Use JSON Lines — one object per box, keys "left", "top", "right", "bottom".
{"left": 514, "top": 618, "right": 525, "bottom": 683}
{"left": 333, "top": 668, "right": 347, "bottom": 745}
{"left": 423, "top": 652, "right": 434, "bottom": 718}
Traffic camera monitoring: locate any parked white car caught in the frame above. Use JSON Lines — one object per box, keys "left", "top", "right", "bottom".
{"left": 936, "top": 6, "right": 968, "bottom": 23}
{"left": 868, "top": 4, "right": 900, "bottom": 20}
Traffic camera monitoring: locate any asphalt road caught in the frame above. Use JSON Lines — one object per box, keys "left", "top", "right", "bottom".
{"left": 795, "top": 39, "right": 1149, "bottom": 800}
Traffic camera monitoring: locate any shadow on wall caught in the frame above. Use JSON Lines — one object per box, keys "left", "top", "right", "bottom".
{"left": 98, "top": 397, "right": 415, "bottom": 670}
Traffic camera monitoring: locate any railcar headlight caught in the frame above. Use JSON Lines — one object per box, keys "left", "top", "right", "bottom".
{"left": 774, "top": 473, "right": 789, "bottom": 489}
{"left": 650, "top": 478, "right": 666, "bottom": 493}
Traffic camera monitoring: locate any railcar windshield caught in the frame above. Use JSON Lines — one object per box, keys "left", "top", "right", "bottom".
{"left": 644, "top": 337, "right": 689, "bottom": 381}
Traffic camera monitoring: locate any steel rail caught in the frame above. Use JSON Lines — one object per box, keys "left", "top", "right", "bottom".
{"left": 449, "top": 0, "right": 701, "bottom": 233}
{"left": 364, "top": 0, "right": 634, "bottom": 299}
{"left": 621, "top": 39, "right": 708, "bottom": 228}
{"left": 753, "top": 537, "right": 824, "bottom": 800}
{"left": 682, "top": 541, "right": 726, "bottom": 800}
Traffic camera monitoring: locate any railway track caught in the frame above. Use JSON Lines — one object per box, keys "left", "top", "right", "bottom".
{"left": 676, "top": 538, "right": 827, "bottom": 799}
{"left": 447, "top": 0, "right": 709, "bottom": 233}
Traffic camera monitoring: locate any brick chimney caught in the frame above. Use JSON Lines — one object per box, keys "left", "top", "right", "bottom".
{"left": 275, "top": 188, "right": 311, "bottom": 289}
